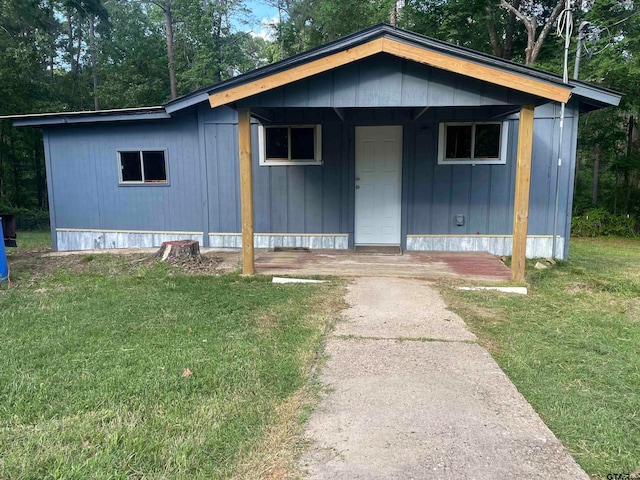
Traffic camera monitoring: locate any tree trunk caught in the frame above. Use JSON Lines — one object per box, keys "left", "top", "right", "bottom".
{"left": 614, "top": 171, "right": 620, "bottom": 215}
{"left": 67, "top": 9, "right": 76, "bottom": 75}
{"left": 486, "top": 13, "right": 502, "bottom": 57}
{"left": 591, "top": 144, "right": 600, "bottom": 205}
{"left": 213, "top": 0, "right": 225, "bottom": 83}
{"left": 503, "top": 1, "right": 519, "bottom": 60}
{"left": 89, "top": 15, "right": 100, "bottom": 110}
{"left": 623, "top": 115, "right": 635, "bottom": 215}
{"left": 499, "top": 0, "right": 565, "bottom": 65}
{"left": 0, "top": 123, "right": 4, "bottom": 201}
{"left": 10, "top": 134, "right": 20, "bottom": 208}
{"left": 487, "top": 0, "right": 519, "bottom": 59}
{"left": 34, "top": 136, "right": 44, "bottom": 208}
{"left": 164, "top": 0, "right": 178, "bottom": 99}
{"left": 153, "top": 240, "right": 201, "bottom": 263}
{"left": 70, "top": 14, "right": 84, "bottom": 102}
{"left": 574, "top": 151, "right": 580, "bottom": 193}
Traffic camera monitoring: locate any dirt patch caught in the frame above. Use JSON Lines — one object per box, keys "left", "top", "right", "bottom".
{"left": 4, "top": 248, "right": 243, "bottom": 289}
{"left": 563, "top": 282, "right": 597, "bottom": 296}
{"left": 626, "top": 298, "right": 640, "bottom": 323}
{"left": 161, "top": 251, "right": 241, "bottom": 275}
{"left": 471, "top": 305, "right": 507, "bottom": 324}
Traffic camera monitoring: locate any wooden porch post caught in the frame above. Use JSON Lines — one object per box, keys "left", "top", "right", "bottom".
{"left": 511, "top": 104, "right": 535, "bottom": 282}
{"left": 238, "top": 107, "right": 255, "bottom": 275}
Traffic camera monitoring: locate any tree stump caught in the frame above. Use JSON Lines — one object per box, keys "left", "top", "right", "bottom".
{"left": 153, "top": 240, "right": 201, "bottom": 263}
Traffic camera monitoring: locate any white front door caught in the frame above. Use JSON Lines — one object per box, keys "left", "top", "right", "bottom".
{"left": 355, "top": 126, "right": 403, "bottom": 245}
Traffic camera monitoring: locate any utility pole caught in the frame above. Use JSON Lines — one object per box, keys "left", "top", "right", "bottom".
{"left": 573, "top": 21, "right": 590, "bottom": 80}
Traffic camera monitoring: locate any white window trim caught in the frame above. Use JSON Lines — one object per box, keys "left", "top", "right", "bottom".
{"left": 437, "top": 121, "right": 509, "bottom": 165}
{"left": 258, "top": 124, "right": 323, "bottom": 166}
{"left": 117, "top": 149, "right": 169, "bottom": 185}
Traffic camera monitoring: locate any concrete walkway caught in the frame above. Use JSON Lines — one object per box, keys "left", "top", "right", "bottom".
{"left": 299, "top": 278, "right": 588, "bottom": 479}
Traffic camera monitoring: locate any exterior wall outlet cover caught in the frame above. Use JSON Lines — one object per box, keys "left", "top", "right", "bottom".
{"left": 455, "top": 214, "right": 465, "bottom": 226}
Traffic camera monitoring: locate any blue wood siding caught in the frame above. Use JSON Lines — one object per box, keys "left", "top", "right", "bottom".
{"left": 46, "top": 117, "right": 203, "bottom": 232}
{"left": 197, "top": 103, "right": 576, "bottom": 247}
{"left": 200, "top": 105, "right": 351, "bottom": 236}
{"left": 405, "top": 105, "right": 577, "bottom": 240}
{"left": 254, "top": 121, "right": 349, "bottom": 233}
{"left": 239, "top": 55, "right": 539, "bottom": 109}
{"left": 43, "top": 96, "right": 576, "bottom": 254}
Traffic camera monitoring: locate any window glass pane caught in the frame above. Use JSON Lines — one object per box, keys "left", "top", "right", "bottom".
{"left": 142, "top": 151, "right": 167, "bottom": 182}
{"left": 474, "top": 124, "right": 501, "bottom": 158}
{"left": 266, "top": 127, "right": 289, "bottom": 159}
{"left": 120, "top": 151, "right": 142, "bottom": 182}
{"left": 445, "top": 125, "right": 472, "bottom": 159}
{"left": 290, "top": 127, "right": 315, "bottom": 160}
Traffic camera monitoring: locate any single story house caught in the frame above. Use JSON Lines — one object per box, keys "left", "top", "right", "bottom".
{"left": 6, "top": 24, "right": 620, "bottom": 280}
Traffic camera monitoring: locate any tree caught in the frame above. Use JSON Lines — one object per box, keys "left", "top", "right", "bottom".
{"left": 573, "top": 1, "right": 640, "bottom": 218}
{"left": 499, "top": 0, "right": 566, "bottom": 64}
{"left": 401, "top": 0, "right": 567, "bottom": 64}
{"left": 274, "top": 0, "right": 395, "bottom": 56}
{"left": 96, "top": 0, "right": 170, "bottom": 107}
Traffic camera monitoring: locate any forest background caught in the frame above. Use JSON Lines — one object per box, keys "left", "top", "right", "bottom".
{"left": 1, "top": 0, "right": 638, "bottom": 235}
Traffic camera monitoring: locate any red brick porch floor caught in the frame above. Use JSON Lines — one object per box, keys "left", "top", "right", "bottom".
{"left": 255, "top": 250, "right": 512, "bottom": 282}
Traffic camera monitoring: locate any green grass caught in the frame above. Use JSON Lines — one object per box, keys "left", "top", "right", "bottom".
{"left": 0, "top": 243, "right": 344, "bottom": 479}
{"left": 8, "top": 230, "right": 52, "bottom": 252}
{"left": 440, "top": 237, "right": 640, "bottom": 478}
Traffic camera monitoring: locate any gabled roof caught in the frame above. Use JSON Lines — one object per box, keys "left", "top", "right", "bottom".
{"left": 166, "top": 23, "right": 620, "bottom": 113}
{"left": 3, "top": 24, "right": 620, "bottom": 127}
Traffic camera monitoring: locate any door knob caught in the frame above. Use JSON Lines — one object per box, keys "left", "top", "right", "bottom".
{"left": 356, "top": 185, "right": 360, "bottom": 189}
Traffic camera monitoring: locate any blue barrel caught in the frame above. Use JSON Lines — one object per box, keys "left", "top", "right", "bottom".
{"left": 0, "top": 218, "right": 8, "bottom": 284}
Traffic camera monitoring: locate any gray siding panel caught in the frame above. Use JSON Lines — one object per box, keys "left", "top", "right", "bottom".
{"left": 269, "top": 167, "right": 288, "bottom": 232}
{"left": 204, "top": 118, "right": 351, "bottom": 236}
{"left": 245, "top": 55, "right": 538, "bottom": 109}
{"left": 333, "top": 63, "right": 359, "bottom": 107}
{"left": 450, "top": 165, "right": 472, "bottom": 234}
{"left": 468, "top": 166, "right": 491, "bottom": 234}
{"left": 431, "top": 162, "right": 452, "bottom": 233}
{"left": 47, "top": 117, "right": 203, "bottom": 234}
{"left": 405, "top": 105, "right": 575, "bottom": 240}
{"left": 321, "top": 122, "right": 344, "bottom": 233}
{"left": 528, "top": 118, "right": 555, "bottom": 233}
{"left": 42, "top": 131, "right": 58, "bottom": 250}
{"left": 44, "top": 85, "right": 574, "bottom": 259}
{"left": 205, "top": 123, "right": 241, "bottom": 232}
{"left": 305, "top": 167, "right": 323, "bottom": 231}
{"left": 401, "top": 61, "right": 430, "bottom": 106}
{"left": 287, "top": 168, "right": 306, "bottom": 231}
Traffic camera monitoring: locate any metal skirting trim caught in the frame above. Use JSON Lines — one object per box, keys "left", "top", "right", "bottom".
{"left": 208, "top": 234, "right": 349, "bottom": 249}
{"left": 406, "top": 235, "right": 565, "bottom": 260}
{"left": 56, "top": 230, "right": 204, "bottom": 251}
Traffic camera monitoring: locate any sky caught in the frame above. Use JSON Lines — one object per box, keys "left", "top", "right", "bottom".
{"left": 241, "top": 0, "right": 280, "bottom": 39}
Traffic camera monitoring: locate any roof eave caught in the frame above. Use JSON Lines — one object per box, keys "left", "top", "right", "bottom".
{"left": 570, "top": 83, "right": 621, "bottom": 108}
{"left": 1, "top": 107, "right": 170, "bottom": 127}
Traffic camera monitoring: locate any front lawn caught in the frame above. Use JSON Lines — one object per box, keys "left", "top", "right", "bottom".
{"left": 0, "top": 234, "right": 344, "bottom": 479}
{"left": 441, "top": 237, "right": 640, "bottom": 478}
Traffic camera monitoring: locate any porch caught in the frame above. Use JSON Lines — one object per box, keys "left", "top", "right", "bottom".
{"left": 255, "top": 249, "right": 511, "bottom": 282}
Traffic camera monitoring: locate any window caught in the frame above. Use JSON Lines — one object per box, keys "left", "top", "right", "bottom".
{"left": 118, "top": 150, "right": 168, "bottom": 184}
{"left": 259, "top": 125, "right": 322, "bottom": 165}
{"left": 438, "top": 122, "right": 508, "bottom": 165}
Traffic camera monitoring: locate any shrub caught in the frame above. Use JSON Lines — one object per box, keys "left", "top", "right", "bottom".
{"left": 0, "top": 205, "right": 50, "bottom": 231}
{"left": 571, "top": 208, "right": 637, "bottom": 237}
